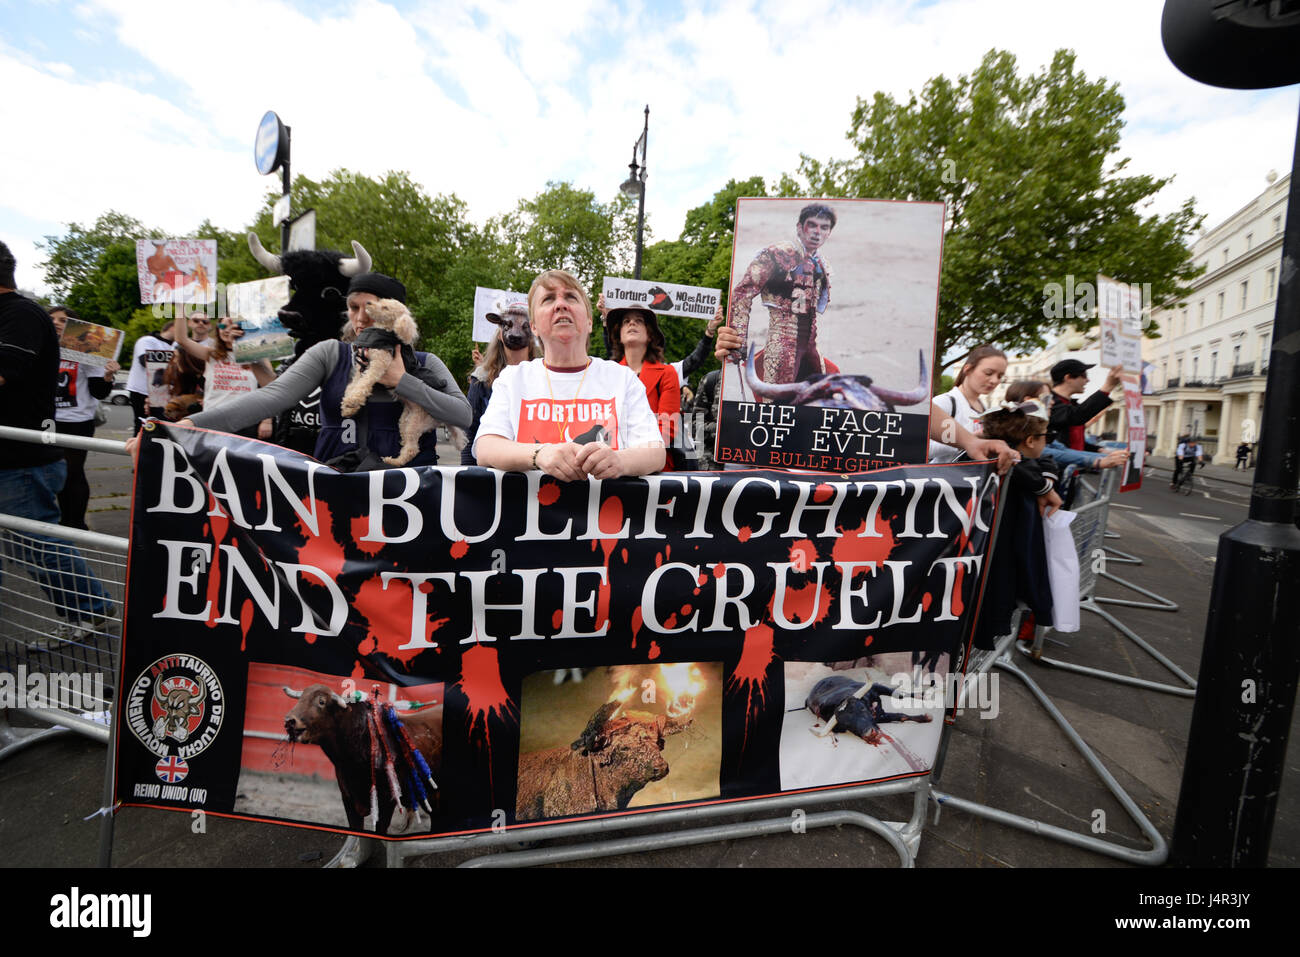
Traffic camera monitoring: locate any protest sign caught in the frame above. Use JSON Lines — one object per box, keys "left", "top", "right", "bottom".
{"left": 716, "top": 198, "right": 943, "bottom": 472}
{"left": 227, "top": 276, "right": 293, "bottom": 363}
{"left": 116, "top": 424, "right": 997, "bottom": 839}
{"left": 601, "top": 277, "right": 721, "bottom": 322}
{"left": 1120, "top": 376, "right": 1146, "bottom": 492}
{"left": 1097, "top": 274, "right": 1144, "bottom": 373}
{"left": 58, "top": 317, "right": 123, "bottom": 368}
{"left": 473, "top": 286, "right": 529, "bottom": 344}
{"left": 135, "top": 239, "right": 217, "bottom": 305}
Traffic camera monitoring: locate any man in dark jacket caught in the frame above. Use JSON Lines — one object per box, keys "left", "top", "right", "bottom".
{"left": 1046, "top": 358, "right": 1123, "bottom": 451}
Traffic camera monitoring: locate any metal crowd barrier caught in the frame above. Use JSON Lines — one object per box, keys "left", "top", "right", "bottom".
{"left": 1024, "top": 469, "right": 1195, "bottom": 696}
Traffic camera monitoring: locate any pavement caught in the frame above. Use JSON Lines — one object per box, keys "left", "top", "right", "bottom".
{"left": 2, "top": 406, "right": 1296, "bottom": 869}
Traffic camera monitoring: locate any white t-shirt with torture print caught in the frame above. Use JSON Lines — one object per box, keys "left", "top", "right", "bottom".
{"left": 472, "top": 357, "right": 663, "bottom": 458}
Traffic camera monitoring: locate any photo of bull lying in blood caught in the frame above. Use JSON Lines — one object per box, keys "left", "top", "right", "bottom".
{"left": 804, "top": 675, "right": 932, "bottom": 746}
{"left": 283, "top": 683, "right": 442, "bottom": 835}
{"left": 743, "top": 342, "right": 929, "bottom": 411}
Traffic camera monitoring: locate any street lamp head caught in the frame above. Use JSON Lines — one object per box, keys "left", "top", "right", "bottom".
{"left": 620, "top": 168, "right": 643, "bottom": 198}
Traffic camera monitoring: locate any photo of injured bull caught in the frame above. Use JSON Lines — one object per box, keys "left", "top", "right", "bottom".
{"left": 717, "top": 197, "right": 944, "bottom": 472}
{"left": 235, "top": 663, "right": 443, "bottom": 836}
{"left": 515, "top": 663, "right": 722, "bottom": 822}
{"left": 779, "top": 655, "right": 946, "bottom": 791}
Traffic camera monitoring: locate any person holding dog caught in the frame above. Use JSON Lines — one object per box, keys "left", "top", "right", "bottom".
{"left": 474, "top": 269, "right": 665, "bottom": 479}
{"left": 172, "top": 272, "right": 470, "bottom": 469}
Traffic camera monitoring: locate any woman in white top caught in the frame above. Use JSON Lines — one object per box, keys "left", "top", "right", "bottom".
{"left": 928, "top": 344, "right": 1007, "bottom": 463}
{"left": 474, "top": 269, "right": 665, "bottom": 479}
{"left": 173, "top": 310, "right": 276, "bottom": 438}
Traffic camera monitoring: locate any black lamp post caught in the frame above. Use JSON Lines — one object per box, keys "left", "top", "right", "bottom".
{"left": 1161, "top": 0, "right": 1300, "bottom": 867}
{"left": 620, "top": 105, "right": 649, "bottom": 279}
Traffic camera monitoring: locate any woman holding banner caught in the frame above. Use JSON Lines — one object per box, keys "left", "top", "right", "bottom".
{"left": 473, "top": 270, "right": 665, "bottom": 479}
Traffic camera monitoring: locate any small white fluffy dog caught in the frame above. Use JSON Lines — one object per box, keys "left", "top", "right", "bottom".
{"left": 340, "top": 298, "right": 435, "bottom": 467}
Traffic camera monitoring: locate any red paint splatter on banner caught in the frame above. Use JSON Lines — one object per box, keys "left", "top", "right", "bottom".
{"left": 737, "top": 525, "right": 752, "bottom": 543}
{"left": 780, "top": 581, "right": 834, "bottom": 626}
{"left": 729, "top": 616, "right": 776, "bottom": 752}
{"left": 956, "top": 497, "right": 976, "bottom": 555}
{"left": 304, "top": 633, "right": 317, "bottom": 644}
{"left": 358, "top": 636, "right": 378, "bottom": 656}
{"left": 697, "top": 572, "right": 709, "bottom": 586}
{"left": 621, "top": 548, "right": 628, "bottom": 563}
{"left": 450, "top": 539, "right": 469, "bottom": 560}
{"left": 204, "top": 494, "right": 231, "bottom": 629}
{"left": 831, "top": 512, "right": 897, "bottom": 570}
{"left": 713, "top": 563, "right": 727, "bottom": 579}
{"left": 254, "top": 490, "right": 262, "bottom": 509}
{"left": 355, "top": 574, "right": 413, "bottom": 659}
{"left": 864, "top": 634, "right": 874, "bottom": 648}
{"left": 655, "top": 552, "right": 664, "bottom": 568}
{"left": 952, "top": 563, "right": 967, "bottom": 616}
{"left": 537, "top": 480, "right": 560, "bottom": 506}
{"left": 813, "top": 483, "right": 834, "bottom": 503}
{"left": 239, "top": 600, "right": 254, "bottom": 650}
{"left": 419, "top": 581, "right": 434, "bottom": 593}
{"left": 552, "top": 608, "right": 564, "bottom": 630}
{"left": 789, "top": 538, "right": 817, "bottom": 570}
{"left": 665, "top": 544, "right": 671, "bottom": 561}
{"left": 458, "top": 642, "right": 516, "bottom": 795}
{"left": 665, "top": 614, "right": 677, "bottom": 629}
{"left": 630, "top": 607, "right": 643, "bottom": 648}
{"left": 350, "top": 515, "right": 383, "bottom": 556}
{"left": 921, "top": 592, "right": 933, "bottom": 611}
{"left": 298, "top": 501, "right": 344, "bottom": 579}
{"left": 648, "top": 641, "right": 661, "bottom": 660}
{"left": 351, "top": 660, "right": 366, "bottom": 681}
{"left": 680, "top": 603, "right": 691, "bottom": 616}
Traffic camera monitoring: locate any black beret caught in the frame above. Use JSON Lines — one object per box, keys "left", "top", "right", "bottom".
{"left": 347, "top": 272, "right": 406, "bottom": 303}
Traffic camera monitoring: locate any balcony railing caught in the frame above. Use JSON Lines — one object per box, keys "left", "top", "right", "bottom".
{"left": 1165, "top": 377, "right": 1180, "bottom": 388}
{"left": 1231, "top": 362, "right": 1256, "bottom": 378}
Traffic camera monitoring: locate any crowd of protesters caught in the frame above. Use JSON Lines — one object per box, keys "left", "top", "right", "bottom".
{"left": 3, "top": 230, "right": 1155, "bottom": 649}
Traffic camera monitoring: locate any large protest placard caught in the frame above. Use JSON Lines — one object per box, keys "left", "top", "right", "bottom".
{"left": 717, "top": 198, "right": 944, "bottom": 472}
{"left": 1120, "top": 375, "right": 1146, "bottom": 492}
{"left": 601, "top": 277, "right": 721, "bottom": 322}
{"left": 227, "top": 276, "right": 293, "bottom": 363}
{"left": 135, "top": 239, "right": 218, "bottom": 305}
{"left": 473, "top": 286, "right": 529, "bottom": 343}
{"left": 58, "top": 316, "right": 124, "bottom": 368}
{"left": 1097, "top": 274, "right": 1144, "bottom": 373}
{"left": 116, "top": 424, "right": 997, "bottom": 839}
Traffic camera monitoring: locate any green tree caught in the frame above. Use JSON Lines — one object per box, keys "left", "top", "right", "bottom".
{"left": 789, "top": 49, "right": 1203, "bottom": 369}
{"left": 641, "top": 176, "right": 767, "bottom": 387}
{"left": 39, "top": 210, "right": 153, "bottom": 327}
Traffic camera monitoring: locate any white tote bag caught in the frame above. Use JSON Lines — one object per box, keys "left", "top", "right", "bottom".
{"left": 1043, "top": 509, "right": 1081, "bottom": 633}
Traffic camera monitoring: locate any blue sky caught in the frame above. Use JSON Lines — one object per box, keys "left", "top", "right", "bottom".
{"left": 3, "top": 0, "right": 1297, "bottom": 295}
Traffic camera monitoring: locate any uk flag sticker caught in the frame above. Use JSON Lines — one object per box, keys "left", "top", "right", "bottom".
{"left": 155, "top": 755, "right": 189, "bottom": 783}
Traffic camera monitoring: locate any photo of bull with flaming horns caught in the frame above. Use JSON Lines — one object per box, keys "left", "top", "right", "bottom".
{"left": 515, "top": 663, "right": 721, "bottom": 822}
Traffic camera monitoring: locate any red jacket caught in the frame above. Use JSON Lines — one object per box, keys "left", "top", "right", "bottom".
{"left": 621, "top": 359, "right": 680, "bottom": 469}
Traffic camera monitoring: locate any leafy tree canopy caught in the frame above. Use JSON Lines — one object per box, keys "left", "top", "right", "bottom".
{"left": 789, "top": 49, "right": 1203, "bottom": 369}
{"left": 39, "top": 210, "right": 152, "bottom": 328}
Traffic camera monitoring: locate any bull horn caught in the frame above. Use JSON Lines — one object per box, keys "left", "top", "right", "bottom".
{"left": 248, "top": 232, "right": 283, "bottom": 275}
{"left": 868, "top": 351, "right": 929, "bottom": 407}
{"left": 337, "top": 241, "right": 372, "bottom": 278}
{"left": 282, "top": 686, "right": 303, "bottom": 699}
{"left": 743, "top": 343, "right": 803, "bottom": 401}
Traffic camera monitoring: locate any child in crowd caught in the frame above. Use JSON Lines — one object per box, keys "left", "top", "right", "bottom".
{"left": 972, "top": 400, "right": 1062, "bottom": 649}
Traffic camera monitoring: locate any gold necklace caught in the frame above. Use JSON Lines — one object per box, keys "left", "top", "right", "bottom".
{"left": 543, "top": 358, "right": 592, "bottom": 443}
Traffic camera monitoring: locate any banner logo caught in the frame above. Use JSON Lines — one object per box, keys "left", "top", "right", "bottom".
{"left": 127, "top": 655, "right": 224, "bottom": 761}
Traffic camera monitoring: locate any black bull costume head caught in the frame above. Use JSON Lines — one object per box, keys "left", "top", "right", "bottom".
{"left": 247, "top": 233, "right": 372, "bottom": 357}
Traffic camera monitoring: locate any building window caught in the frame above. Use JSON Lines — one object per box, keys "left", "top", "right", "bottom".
{"left": 1210, "top": 352, "right": 1217, "bottom": 380}
{"left": 1267, "top": 267, "right": 1277, "bottom": 299}
{"left": 1192, "top": 356, "right": 1199, "bottom": 381}
{"left": 1245, "top": 232, "right": 1253, "bottom": 249}
{"left": 1198, "top": 301, "right": 1205, "bottom": 325}
{"left": 1176, "top": 357, "right": 1183, "bottom": 378}
{"left": 1217, "top": 292, "right": 1224, "bottom": 319}
{"left": 1232, "top": 344, "right": 1241, "bottom": 369}
{"left": 1276, "top": 215, "right": 1283, "bottom": 235}
{"left": 1240, "top": 280, "right": 1248, "bottom": 310}
{"left": 1223, "top": 247, "right": 1230, "bottom": 265}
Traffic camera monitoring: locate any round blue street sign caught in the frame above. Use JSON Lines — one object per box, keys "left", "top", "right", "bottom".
{"left": 254, "top": 111, "right": 288, "bottom": 175}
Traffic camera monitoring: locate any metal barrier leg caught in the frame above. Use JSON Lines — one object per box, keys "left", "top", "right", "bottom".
{"left": 1094, "top": 570, "right": 1179, "bottom": 611}
{"left": 930, "top": 647, "right": 1169, "bottom": 865}
{"left": 1023, "top": 598, "right": 1197, "bottom": 697}
{"left": 0, "top": 708, "right": 70, "bottom": 761}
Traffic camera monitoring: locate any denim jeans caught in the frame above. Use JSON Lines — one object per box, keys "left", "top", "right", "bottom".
{"left": 1045, "top": 440, "right": 1104, "bottom": 469}
{"left": 0, "top": 460, "right": 112, "bottom": 622}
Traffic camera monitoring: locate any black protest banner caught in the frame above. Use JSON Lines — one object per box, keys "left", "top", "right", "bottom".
{"left": 116, "top": 423, "right": 998, "bottom": 839}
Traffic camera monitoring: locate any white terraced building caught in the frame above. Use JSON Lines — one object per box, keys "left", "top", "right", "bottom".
{"left": 1143, "top": 171, "right": 1287, "bottom": 464}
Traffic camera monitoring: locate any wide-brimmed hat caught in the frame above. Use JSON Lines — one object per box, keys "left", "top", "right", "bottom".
{"left": 607, "top": 305, "right": 665, "bottom": 352}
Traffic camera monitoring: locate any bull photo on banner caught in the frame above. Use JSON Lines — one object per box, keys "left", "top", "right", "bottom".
{"left": 116, "top": 423, "right": 997, "bottom": 840}
{"left": 716, "top": 198, "right": 945, "bottom": 473}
